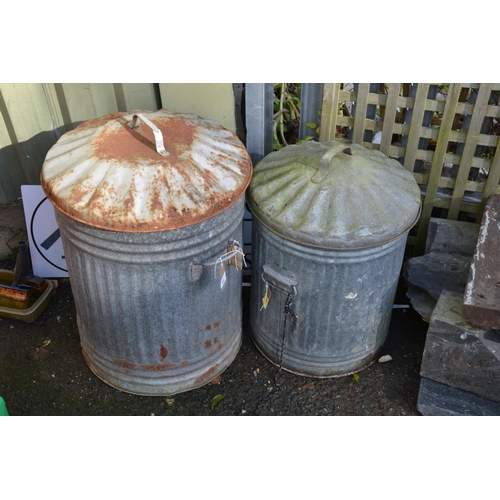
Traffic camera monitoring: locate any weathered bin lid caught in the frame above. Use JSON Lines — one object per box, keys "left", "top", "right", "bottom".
{"left": 247, "top": 140, "right": 422, "bottom": 249}
{"left": 41, "top": 109, "right": 252, "bottom": 232}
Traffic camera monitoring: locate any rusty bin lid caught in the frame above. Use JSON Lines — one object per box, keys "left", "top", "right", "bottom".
{"left": 40, "top": 109, "right": 252, "bottom": 232}
{"left": 246, "top": 140, "right": 422, "bottom": 249}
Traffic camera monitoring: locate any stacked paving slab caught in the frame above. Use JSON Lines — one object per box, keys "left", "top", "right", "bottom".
{"left": 404, "top": 218, "right": 479, "bottom": 322}
{"left": 416, "top": 195, "right": 500, "bottom": 416}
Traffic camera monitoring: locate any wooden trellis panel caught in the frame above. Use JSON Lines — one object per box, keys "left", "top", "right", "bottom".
{"left": 319, "top": 83, "right": 500, "bottom": 255}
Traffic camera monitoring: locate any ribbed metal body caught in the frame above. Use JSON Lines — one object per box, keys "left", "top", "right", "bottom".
{"left": 249, "top": 219, "right": 408, "bottom": 377}
{"left": 56, "top": 198, "right": 245, "bottom": 395}
{"left": 41, "top": 109, "right": 252, "bottom": 395}
{"left": 247, "top": 140, "right": 421, "bottom": 378}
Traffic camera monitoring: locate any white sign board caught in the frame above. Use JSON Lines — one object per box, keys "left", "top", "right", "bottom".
{"left": 21, "top": 185, "right": 69, "bottom": 278}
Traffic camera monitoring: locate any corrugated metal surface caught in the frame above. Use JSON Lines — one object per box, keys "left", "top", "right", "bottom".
{"left": 250, "top": 220, "right": 408, "bottom": 377}
{"left": 247, "top": 139, "right": 421, "bottom": 377}
{"left": 247, "top": 140, "right": 421, "bottom": 249}
{"left": 0, "top": 83, "right": 161, "bottom": 204}
{"left": 57, "top": 199, "right": 245, "bottom": 395}
{"left": 42, "top": 109, "right": 250, "bottom": 395}
{"left": 41, "top": 109, "right": 252, "bottom": 232}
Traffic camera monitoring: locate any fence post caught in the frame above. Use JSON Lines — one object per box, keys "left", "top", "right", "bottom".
{"left": 245, "top": 83, "right": 274, "bottom": 165}
{"left": 299, "top": 83, "right": 324, "bottom": 141}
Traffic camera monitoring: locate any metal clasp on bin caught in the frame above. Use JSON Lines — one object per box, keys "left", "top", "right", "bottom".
{"left": 262, "top": 261, "right": 298, "bottom": 296}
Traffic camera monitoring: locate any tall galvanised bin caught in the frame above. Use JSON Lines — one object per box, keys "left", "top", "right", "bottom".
{"left": 41, "top": 109, "right": 252, "bottom": 395}
{"left": 246, "top": 141, "right": 421, "bottom": 377}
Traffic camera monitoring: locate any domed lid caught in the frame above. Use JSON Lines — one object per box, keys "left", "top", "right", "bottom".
{"left": 247, "top": 140, "right": 421, "bottom": 249}
{"left": 41, "top": 109, "right": 252, "bottom": 232}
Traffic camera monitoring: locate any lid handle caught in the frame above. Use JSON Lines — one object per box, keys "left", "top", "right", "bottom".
{"left": 311, "top": 146, "right": 352, "bottom": 183}
{"left": 128, "top": 114, "right": 169, "bottom": 157}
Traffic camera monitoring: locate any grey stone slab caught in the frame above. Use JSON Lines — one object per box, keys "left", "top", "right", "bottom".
{"left": 418, "top": 377, "right": 500, "bottom": 416}
{"left": 462, "top": 194, "right": 500, "bottom": 329}
{"left": 420, "top": 290, "right": 500, "bottom": 403}
{"left": 404, "top": 252, "right": 471, "bottom": 301}
{"left": 404, "top": 218, "right": 478, "bottom": 323}
{"left": 425, "top": 217, "right": 479, "bottom": 256}
{"left": 406, "top": 284, "right": 436, "bottom": 323}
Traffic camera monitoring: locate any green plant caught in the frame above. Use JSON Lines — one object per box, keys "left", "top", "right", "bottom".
{"left": 272, "top": 83, "right": 315, "bottom": 150}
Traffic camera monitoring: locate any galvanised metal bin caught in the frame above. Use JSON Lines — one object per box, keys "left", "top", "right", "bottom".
{"left": 41, "top": 109, "right": 252, "bottom": 395}
{"left": 246, "top": 141, "right": 421, "bottom": 377}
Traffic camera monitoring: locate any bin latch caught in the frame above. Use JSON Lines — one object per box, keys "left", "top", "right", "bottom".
{"left": 261, "top": 261, "right": 298, "bottom": 309}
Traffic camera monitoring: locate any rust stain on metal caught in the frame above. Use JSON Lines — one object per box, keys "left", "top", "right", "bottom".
{"left": 215, "top": 334, "right": 232, "bottom": 352}
{"left": 213, "top": 321, "right": 221, "bottom": 329}
{"left": 0, "top": 285, "right": 30, "bottom": 306}
{"left": 144, "top": 364, "right": 177, "bottom": 371}
{"left": 209, "top": 375, "right": 222, "bottom": 385}
{"left": 214, "top": 337, "right": 219, "bottom": 344}
{"left": 114, "top": 358, "right": 136, "bottom": 369}
{"left": 194, "top": 365, "right": 219, "bottom": 386}
{"left": 41, "top": 110, "right": 252, "bottom": 233}
{"left": 114, "top": 359, "right": 176, "bottom": 371}
{"left": 73, "top": 113, "right": 124, "bottom": 132}
{"left": 64, "top": 180, "right": 92, "bottom": 206}
{"left": 92, "top": 115, "right": 197, "bottom": 164}
{"left": 149, "top": 185, "right": 164, "bottom": 214}
{"left": 160, "top": 344, "right": 169, "bottom": 361}
{"left": 205, "top": 339, "right": 212, "bottom": 349}
{"left": 205, "top": 324, "right": 212, "bottom": 331}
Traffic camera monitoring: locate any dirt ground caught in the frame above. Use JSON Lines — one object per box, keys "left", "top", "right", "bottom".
{"left": 0, "top": 248, "right": 428, "bottom": 416}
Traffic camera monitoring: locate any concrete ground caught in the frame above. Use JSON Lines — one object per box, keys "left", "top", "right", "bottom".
{"left": 0, "top": 199, "right": 28, "bottom": 261}
{"left": 0, "top": 200, "right": 429, "bottom": 416}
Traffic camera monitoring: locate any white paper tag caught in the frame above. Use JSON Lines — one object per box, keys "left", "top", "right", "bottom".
{"left": 228, "top": 243, "right": 244, "bottom": 271}
{"left": 220, "top": 262, "right": 227, "bottom": 291}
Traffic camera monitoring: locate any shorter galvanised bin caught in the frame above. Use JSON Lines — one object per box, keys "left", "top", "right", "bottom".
{"left": 41, "top": 109, "right": 252, "bottom": 395}
{"left": 246, "top": 141, "right": 421, "bottom": 377}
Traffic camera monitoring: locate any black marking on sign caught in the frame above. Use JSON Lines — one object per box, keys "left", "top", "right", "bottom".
{"left": 30, "top": 197, "right": 67, "bottom": 272}
{"left": 41, "top": 228, "right": 61, "bottom": 250}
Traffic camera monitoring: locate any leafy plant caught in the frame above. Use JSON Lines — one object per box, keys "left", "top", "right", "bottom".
{"left": 273, "top": 83, "right": 315, "bottom": 150}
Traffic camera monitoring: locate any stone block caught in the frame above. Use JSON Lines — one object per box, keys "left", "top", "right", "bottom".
{"left": 406, "top": 284, "right": 435, "bottom": 323}
{"left": 420, "top": 290, "right": 500, "bottom": 403}
{"left": 425, "top": 217, "right": 479, "bottom": 255}
{"left": 404, "top": 252, "right": 471, "bottom": 301}
{"left": 418, "top": 377, "right": 500, "bottom": 416}
{"left": 462, "top": 194, "right": 500, "bottom": 329}
{"left": 404, "top": 217, "right": 478, "bottom": 323}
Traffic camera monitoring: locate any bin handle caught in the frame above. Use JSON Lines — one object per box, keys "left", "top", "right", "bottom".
{"left": 128, "top": 113, "right": 169, "bottom": 157}
{"left": 311, "top": 146, "right": 352, "bottom": 184}
{"left": 262, "top": 261, "right": 298, "bottom": 296}
{"left": 189, "top": 241, "right": 246, "bottom": 282}
{"left": 194, "top": 241, "right": 246, "bottom": 271}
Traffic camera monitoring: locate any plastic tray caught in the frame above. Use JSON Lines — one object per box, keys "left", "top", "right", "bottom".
{"left": 0, "top": 270, "right": 57, "bottom": 323}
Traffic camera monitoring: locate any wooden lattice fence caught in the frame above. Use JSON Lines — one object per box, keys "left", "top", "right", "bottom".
{"left": 318, "top": 83, "right": 500, "bottom": 255}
